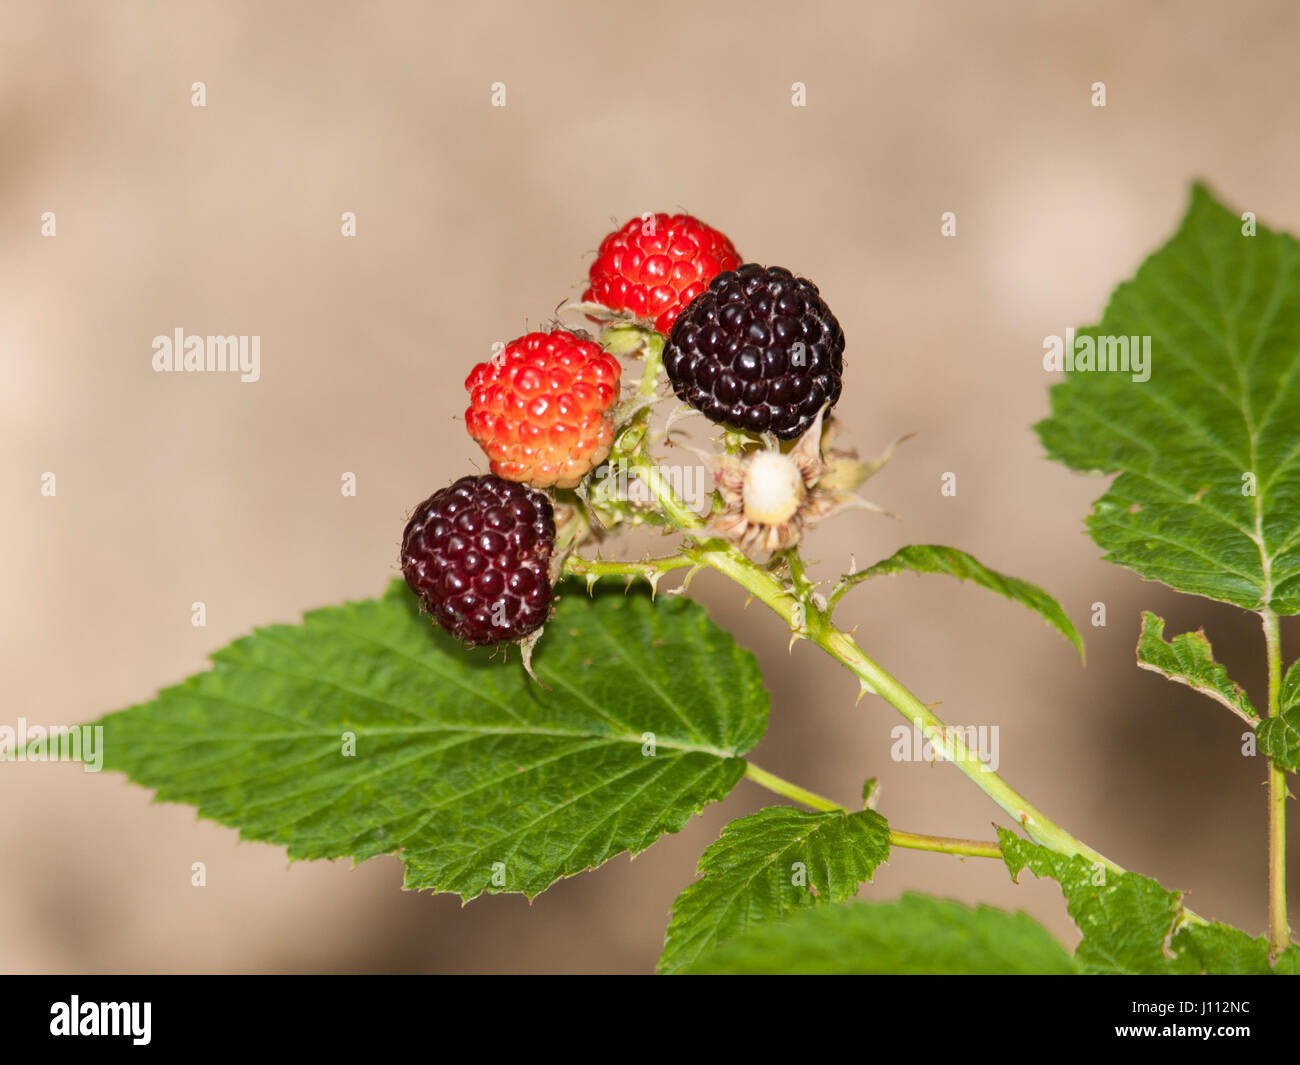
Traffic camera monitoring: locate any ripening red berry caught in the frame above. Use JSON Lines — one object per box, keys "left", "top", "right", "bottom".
{"left": 465, "top": 330, "right": 622, "bottom": 489}
{"left": 583, "top": 213, "right": 741, "bottom": 336}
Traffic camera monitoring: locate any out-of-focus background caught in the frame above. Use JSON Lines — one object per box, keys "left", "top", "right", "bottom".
{"left": 3, "top": 0, "right": 1298, "bottom": 973}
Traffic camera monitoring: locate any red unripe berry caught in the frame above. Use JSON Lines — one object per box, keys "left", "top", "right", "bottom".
{"left": 465, "top": 330, "right": 622, "bottom": 489}
{"left": 583, "top": 213, "right": 741, "bottom": 336}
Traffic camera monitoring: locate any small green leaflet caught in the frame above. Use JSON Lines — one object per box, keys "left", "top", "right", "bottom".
{"left": 658, "top": 806, "right": 890, "bottom": 974}
{"left": 1135, "top": 611, "right": 1257, "bottom": 722}
{"left": 684, "top": 893, "right": 1077, "bottom": 975}
{"left": 71, "top": 580, "right": 770, "bottom": 900}
{"left": 1257, "top": 709, "right": 1300, "bottom": 772}
{"left": 1036, "top": 185, "right": 1300, "bottom": 615}
{"left": 998, "top": 829, "right": 1298, "bottom": 974}
{"left": 1282, "top": 657, "right": 1300, "bottom": 709}
{"left": 1258, "top": 660, "right": 1300, "bottom": 772}
{"left": 833, "top": 544, "right": 1084, "bottom": 661}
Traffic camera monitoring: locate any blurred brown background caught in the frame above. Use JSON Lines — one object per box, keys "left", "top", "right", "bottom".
{"left": 3, "top": 0, "right": 1299, "bottom": 973}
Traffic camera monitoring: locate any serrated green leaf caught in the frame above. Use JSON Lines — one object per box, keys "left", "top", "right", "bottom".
{"left": 1281, "top": 658, "right": 1300, "bottom": 708}
{"left": 1256, "top": 659, "right": 1300, "bottom": 772}
{"left": 999, "top": 828, "right": 1191, "bottom": 973}
{"left": 1257, "top": 708, "right": 1300, "bottom": 772}
{"left": 1172, "top": 922, "right": 1300, "bottom": 974}
{"left": 1135, "top": 611, "right": 1257, "bottom": 721}
{"left": 999, "top": 829, "right": 1296, "bottom": 974}
{"left": 1253, "top": 657, "right": 1300, "bottom": 764}
{"left": 658, "top": 806, "right": 890, "bottom": 974}
{"left": 685, "top": 893, "right": 1076, "bottom": 974}
{"left": 1036, "top": 184, "right": 1300, "bottom": 614}
{"left": 837, "top": 544, "right": 1084, "bottom": 661}
{"left": 74, "top": 580, "right": 769, "bottom": 900}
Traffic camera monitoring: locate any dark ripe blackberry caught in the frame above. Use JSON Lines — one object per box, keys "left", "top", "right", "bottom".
{"left": 401, "top": 474, "right": 555, "bottom": 647}
{"left": 662, "top": 264, "right": 845, "bottom": 440}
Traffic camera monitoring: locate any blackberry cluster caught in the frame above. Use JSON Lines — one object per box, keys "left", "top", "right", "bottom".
{"left": 406, "top": 219, "right": 852, "bottom": 644}
{"left": 401, "top": 475, "right": 555, "bottom": 646}
{"left": 662, "top": 264, "right": 844, "bottom": 440}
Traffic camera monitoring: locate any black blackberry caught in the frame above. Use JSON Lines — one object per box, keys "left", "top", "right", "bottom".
{"left": 662, "top": 264, "right": 845, "bottom": 439}
{"left": 401, "top": 474, "right": 555, "bottom": 646}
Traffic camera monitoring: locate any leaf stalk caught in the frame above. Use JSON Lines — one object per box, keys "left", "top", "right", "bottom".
{"left": 1263, "top": 608, "right": 1290, "bottom": 956}
{"left": 743, "top": 762, "right": 1003, "bottom": 860}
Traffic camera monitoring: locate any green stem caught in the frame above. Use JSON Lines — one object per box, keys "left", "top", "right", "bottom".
{"left": 563, "top": 553, "right": 696, "bottom": 587}
{"left": 744, "top": 763, "right": 1002, "bottom": 859}
{"left": 623, "top": 455, "right": 1118, "bottom": 869}
{"left": 699, "top": 541, "right": 1117, "bottom": 868}
{"left": 743, "top": 762, "right": 843, "bottom": 813}
{"left": 889, "top": 829, "right": 1003, "bottom": 860}
{"left": 1263, "top": 608, "right": 1291, "bottom": 955}
{"left": 627, "top": 457, "right": 703, "bottom": 530}
{"left": 639, "top": 332, "right": 664, "bottom": 399}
